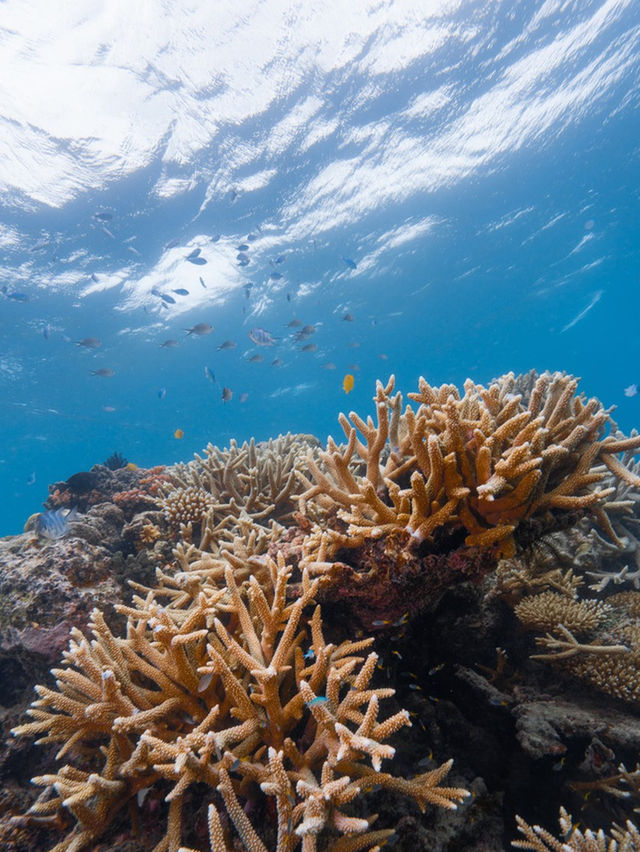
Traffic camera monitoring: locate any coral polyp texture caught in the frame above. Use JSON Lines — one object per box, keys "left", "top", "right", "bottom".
{"left": 12, "top": 550, "right": 467, "bottom": 852}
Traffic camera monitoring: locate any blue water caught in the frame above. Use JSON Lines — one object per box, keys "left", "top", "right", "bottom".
{"left": 1, "top": 0, "right": 639, "bottom": 536}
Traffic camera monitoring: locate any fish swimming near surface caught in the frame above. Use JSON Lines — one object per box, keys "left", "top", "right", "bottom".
{"left": 342, "top": 257, "right": 357, "bottom": 270}
{"left": 243, "top": 284, "right": 252, "bottom": 299}
{"left": 211, "top": 234, "right": 220, "bottom": 243}
{"left": 222, "top": 387, "right": 233, "bottom": 402}
{"left": 343, "top": 312, "right": 355, "bottom": 321}
{"left": 172, "top": 288, "right": 189, "bottom": 296}
{"left": 37, "top": 507, "right": 81, "bottom": 540}
{"left": 185, "top": 323, "right": 213, "bottom": 335}
{"left": 186, "top": 248, "right": 201, "bottom": 260}
{"left": 271, "top": 358, "right": 283, "bottom": 367}
{"left": 237, "top": 243, "right": 249, "bottom": 252}
{"left": 274, "top": 254, "right": 286, "bottom": 264}
{"left": 248, "top": 327, "right": 277, "bottom": 346}
{"left": 199, "top": 276, "right": 207, "bottom": 288}
{"left": 160, "top": 293, "right": 176, "bottom": 304}
{"left": 624, "top": 384, "right": 639, "bottom": 398}
{"left": 248, "top": 354, "right": 263, "bottom": 363}
{"left": 295, "top": 325, "right": 315, "bottom": 340}
{"left": 269, "top": 271, "right": 283, "bottom": 280}
{"left": 204, "top": 366, "right": 216, "bottom": 383}
{"left": 236, "top": 252, "right": 250, "bottom": 263}
{"left": 6, "top": 291, "right": 29, "bottom": 301}
{"left": 90, "top": 273, "right": 99, "bottom": 283}
{"left": 286, "top": 318, "right": 302, "bottom": 328}
{"left": 160, "top": 339, "right": 178, "bottom": 348}
{"left": 42, "top": 323, "right": 51, "bottom": 339}
{"left": 217, "top": 339, "right": 237, "bottom": 350}
{"left": 187, "top": 256, "right": 207, "bottom": 265}
{"left": 77, "top": 337, "right": 102, "bottom": 349}
{"left": 94, "top": 212, "right": 112, "bottom": 222}
{"left": 90, "top": 368, "right": 115, "bottom": 377}
{"left": 301, "top": 343, "right": 317, "bottom": 352}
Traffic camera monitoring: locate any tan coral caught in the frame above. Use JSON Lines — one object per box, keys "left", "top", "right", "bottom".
{"left": 514, "top": 591, "right": 611, "bottom": 636}
{"left": 298, "top": 372, "right": 640, "bottom": 565}
{"left": 12, "top": 551, "right": 467, "bottom": 852}
{"left": 161, "top": 485, "right": 215, "bottom": 529}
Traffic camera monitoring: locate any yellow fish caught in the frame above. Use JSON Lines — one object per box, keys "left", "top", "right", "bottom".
{"left": 174, "top": 428, "right": 184, "bottom": 439}
{"left": 342, "top": 373, "right": 354, "bottom": 394}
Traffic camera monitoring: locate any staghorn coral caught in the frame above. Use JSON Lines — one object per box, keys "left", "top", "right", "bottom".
{"left": 513, "top": 806, "right": 640, "bottom": 851}
{"left": 170, "top": 433, "right": 321, "bottom": 527}
{"left": 12, "top": 550, "right": 468, "bottom": 852}
{"left": 514, "top": 591, "right": 611, "bottom": 636}
{"left": 162, "top": 486, "right": 215, "bottom": 530}
{"left": 298, "top": 372, "right": 640, "bottom": 559}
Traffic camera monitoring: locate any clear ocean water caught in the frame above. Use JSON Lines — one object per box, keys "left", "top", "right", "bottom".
{"left": 1, "top": 0, "right": 639, "bottom": 538}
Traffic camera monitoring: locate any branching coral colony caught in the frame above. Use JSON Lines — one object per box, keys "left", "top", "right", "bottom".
{"left": 12, "top": 370, "right": 640, "bottom": 851}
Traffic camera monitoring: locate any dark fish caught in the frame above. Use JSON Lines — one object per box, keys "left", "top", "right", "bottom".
{"left": 237, "top": 252, "right": 250, "bottom": 262}
{"left": 243, "top": 284, "right": 252, "bottom": 299}
{"left": 76, "top": 337, "right": 102, "bottom": 349}
{"left": 66, "top": 471, "right": 98, "bottom": 492}
{"left": 187, "top": 256, "right": 207, "bottom": 265}
{"left": 343, "top": 313, "right": 355, "bottom": 321}
{"left": 248, "top": 354, "right": 263, "bottom": 363}
{"left": 248, "top": 327, "right": 277, "bottom": 346}
{"left": 90, "top": 368, "right": 115, "bottom": 377}
{"left": 199, "top": 276, "right": 207, "bottom": 288}
{"left": 172, "top": 288, "right": 189, "bottom": 296}
{"left": 301, "top": 343, "right": 317, "bottom": 352}
{"left": 237, "top": 243, "right": 249, "bottom": 251}
{"left": 151, "top": 286, "right": 162, "bottom": 297}
{"left": 269, "top": 271, "right": 283, "bottom": 280}
{"left": 229, "top": 188, "right": 239, "bottom": 202}
{"left": 342, "top": 256, "right": 357, "bottom": 270}
{"left": 286, "top": 292, "right": 291, "bottom": 302}
{"left": 271, "top": 358, "right": 283, "bottom": 367}
{"left": 217, "top": 340, "right": 236, "bottom": 350}
{"left": 204, "top": 366, "right": 216, "bottom": 383}
{"left": 237, "top": 257, "right": 250, "bottom": 267}
{"left": 42, "top": 323, "right": 51, "bottom": 340}
{"left": 275, "top": 254, "right": 286, "bottom": 264}
{"left": 94, "top": 212, "right": 112, "bottom": 221}
{"left": 186, "top": 248, "right": 201, "bottom": 260}
{"left": 160, "top": 339, "right": 178, "bottom": 348}
{"left": 91, "top": 273, "right": 99, "bottom": 283}
{"left": 295, "top": 325, "right": 315, "bottom": 340}
{"left": 211, "top": 234, "right": 220, "bottom": 243}
{"left": 160, "top": 293, "right": 176, "bottom": 304}
{"left": 37, "top": 507, "right": 81, "bottom": 540}
{"left": 246, "top": 233, "right": 258, "bottom": 242}
{"left": 7, "top": 292, "right": 29, "bottom": 301}
{"left": 186, "top": 323, "right": 213, "bottom": 335}
{"left": 222, "top": 387, "right": 233, "bottom": 402}
{"left": 286, "top": 319, "right": 302, "bottom": 327}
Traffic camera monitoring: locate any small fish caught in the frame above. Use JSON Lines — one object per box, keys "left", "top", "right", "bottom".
{"left": 174, "top": 428, "right": 184, "bottom": 439}
{"left": 243, "top": 284, "right": 252, "bottom": 299}
{"left": 348, "top": 341, "right": 360, "bottom": 348}
{"left": 305, "top": 696, "right": 328, "bottom": 707}
{"left": 90, "top": 368, "right": 115, "bottom": 377}
{"left": 303, "top": 648, "right": 315, "bottom": 661}
{"left": 218, "top": 339, "right": 237, "bottom": 350}
{"left": 222, "top": 387, "right": 233, "bottom": 402}
{"left": 624, "top": 384, "right": 638, "bottom": 398}
{"left": 248, "top": 354, "right": 263, "bottom": 363}
{"left": 160, "top": 293, "right": 176, "bottom": 304}
{"left": 295, "top": 325, "right": 315, "bottom": 340}
{"left": 301, "top": 343, "right": 317, "bottom": 352}
{"left": 379, "top": 353, "right": 388, "bottom": 360}
{"left": 94, "top": 212, "right": 112, "bottom": 221}
{"left": 158, "top": 387, "right": 167, "bottom": 400}
{"left": 210, "top": 234, "right": 220, "bottom": 243}
{"left": 239, "top": 392, "right": 249, "bottom": 403}
{"left": 237, "top": 243, "right": 249, "bottom": 252}
{"left": 160, "top": 339, "right": 178, "bottom": 348}
{"left": 271, "top": 358, "right": 283, "bottom": 367}
{"left": 286, "top": 292, "right": 291, "bottom": 302}
{"left": 246, "top": 233, "right": 258, "bottom": 242}
{"left": 237, "top": 256, "right": 250, "bottom": 267}
{"left": 7, "top": 292, "right": 29, "bottom": 301}
{"left": 37, "top": 507, "right": 81, "bottom": 540}
{"left": 199, "top": 276, "right": 207, "bottom": 288}
{"left": 343, "top": 313, "right": 354, "bottom": 321}
{"left": 342, "top": 256, "right": 357, "bottom": 270}
{"left": 286, "top": 318, "right": 302, "bottom": 328}
{"left": 274, "top": 254, "right": 286, "bottom": 264}
{"left": 76, "top": 337, "right": 102, "bottom": 349}
{"left": 322, "top": 362, "right": 336, "bottom": 370}
{"left": 26, "top": 472, "right": 36, "bottom": 486}
{"left": 269, "top": 271, "right": 283, "bottom": 280}
{"left": 90, "top": 273, "right": 99, "bottom": 283}
{"left": 102, "top": 405, "right": 117, "bottom": 413}
{"left": 128, "top": 245, "right": 142, "bottom": 257}
{"left": 165, "top": 237, "right": 180, "bottom": 249}
{"left": 186, "top": 248, "right": 201, "bottom": 260}
{"left": 186, "top": 255, "right": 207, "bottom": 265}
{"left": 42, "top": 323, "right": 51, "bottom": 340}
{"left": 101, "top": 226, "right": 115, "bottom": 239}
{"left": 204, "top": 366, "right": 216, "bottom": 383}
{"left": 248, "top": 327, "right": 277, "bottom": 346}
{"left": 172, "top": 288, "right": 189, "bottom": 296}
{"left": 343, "top": 374, "right": 355, "bottom": 394}
{"left": 185, "top": 323, "right": 213, "bottom": 335}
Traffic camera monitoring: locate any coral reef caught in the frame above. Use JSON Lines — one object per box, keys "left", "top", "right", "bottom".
{"left": 5, "top": 370, "right": 640, "bottom": 852}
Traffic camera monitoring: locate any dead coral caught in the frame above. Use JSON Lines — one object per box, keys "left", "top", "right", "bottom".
{"left": 12, "top": 552, "right": 467, "bottom": 852}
